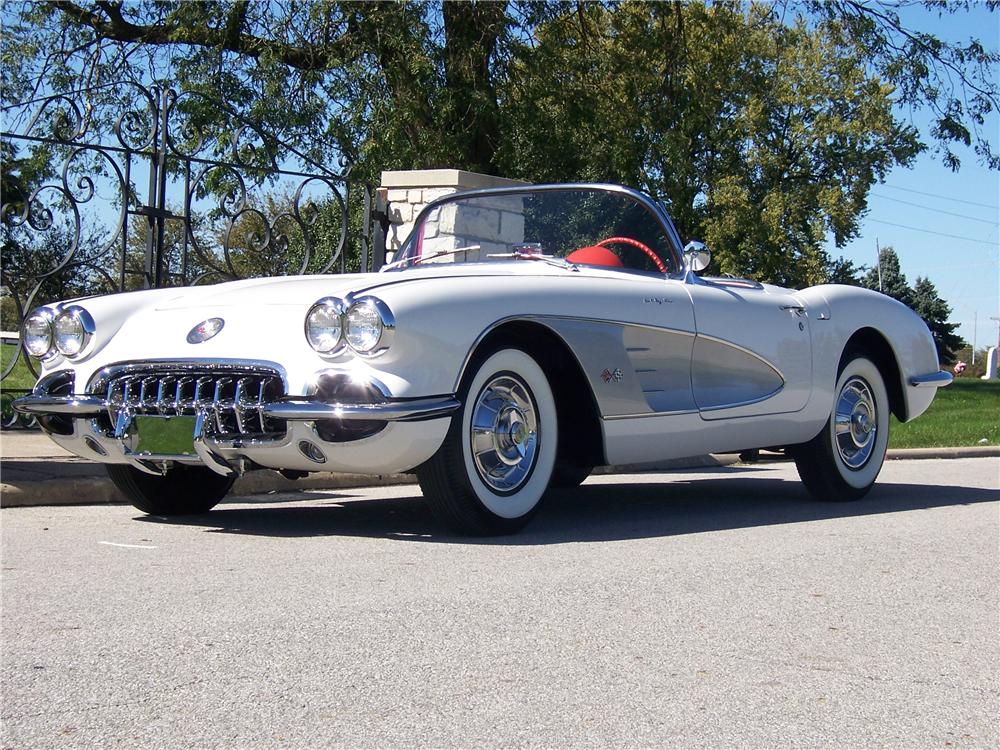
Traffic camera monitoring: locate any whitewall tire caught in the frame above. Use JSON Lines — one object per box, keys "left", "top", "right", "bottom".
{"left": 794, "top": 355, "right": 890, "bottom": 501}
{"left": 417, "top": 347, "right": 558, "bottom": 534}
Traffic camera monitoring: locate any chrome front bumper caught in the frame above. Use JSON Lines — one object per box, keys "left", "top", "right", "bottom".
{"left": 13, "top": 392, "right": 459, "bottom": 478}
{"left": 12, "top": 393, "right": 460, "bottom": 422}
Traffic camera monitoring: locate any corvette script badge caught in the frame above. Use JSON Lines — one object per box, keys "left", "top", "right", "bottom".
{"left": 186, "top": 317, "right": 225, "bottom": 344}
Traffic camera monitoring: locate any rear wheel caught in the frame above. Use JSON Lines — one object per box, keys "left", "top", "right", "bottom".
{"left": 107, "top": 464, "right": 234, "bottom": 515}
{"left": 418, "top": 347, "right": 558, "bottom": 535}
{"left": 794, "top": 355, "right": 890, "bottom": 501}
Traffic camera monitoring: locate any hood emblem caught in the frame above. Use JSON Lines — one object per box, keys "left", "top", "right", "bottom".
{"left": 187, "top": 318, "right": 225, "bottom": 344}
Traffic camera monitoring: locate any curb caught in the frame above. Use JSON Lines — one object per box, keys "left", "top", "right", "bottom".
{"left": 885, "top": 446, "right": 1000, "bottom": 460}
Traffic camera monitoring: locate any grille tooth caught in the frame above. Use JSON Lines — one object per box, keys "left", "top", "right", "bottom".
{"left": 97, "top": 368, "right": 285, "bottom": 440}
{"left": 212, "top": 378, "right": 231, "bottom": 433}
{"left": 257, "top": 380, "right": 267, "bottom": 433}
{"left": 173, "top": 377, "right": 192, "bottom": 414}
{"left": 233, "top": 378, "right": 247, "bottom": 434}
{"left": 138, "top": 376, "right": 156, "bottom": 410}
{"left": 155, "top": 376, "right": 174, "bottom": 414}
{"left": 193, "top": 376, "right": 212, "bottom": 408}
{"left": 121, "top": 377, "right": 135, "bottom": 406}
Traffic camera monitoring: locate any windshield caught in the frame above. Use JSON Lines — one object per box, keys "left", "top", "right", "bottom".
{"left": 387, "top": 187, "right": 678, "bottom": 274}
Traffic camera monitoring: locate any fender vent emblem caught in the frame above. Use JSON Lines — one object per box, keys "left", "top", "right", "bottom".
{"left": 601, "top": 368, "right": 623, "bottom": 384}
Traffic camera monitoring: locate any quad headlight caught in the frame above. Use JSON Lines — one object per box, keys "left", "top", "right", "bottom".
{"left": 305, "top": 296, "right": 394, "bottom": 356}
{"left": 22, "top": 309, "right": 55, "bottom": 358}
{"left": 21, "top": 305, "right": 94, "bottom": 359}
{"left": 345, "top": 300, "right": 388, "bottom": 354}
{"left": 305, "top": 298, "right": 347, "bottom": 353}
{"left": 53, "top": 306, "right": 95, "bottom": 357}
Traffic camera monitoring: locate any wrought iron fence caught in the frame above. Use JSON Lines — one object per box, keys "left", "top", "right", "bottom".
{"left": 1, "top": 82, "right": 384, "bottom": 384}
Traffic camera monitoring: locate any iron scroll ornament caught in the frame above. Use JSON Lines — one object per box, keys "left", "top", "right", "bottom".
{"left": 1, "top": 82, "right": 378, "bottom": 383}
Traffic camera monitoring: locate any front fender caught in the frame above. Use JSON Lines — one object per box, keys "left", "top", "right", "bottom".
{"left": 798, "top": 285, "right": 942, "bottom": 421}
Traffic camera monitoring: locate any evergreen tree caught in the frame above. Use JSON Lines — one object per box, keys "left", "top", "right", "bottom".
{"left": 911, "top": 276, "right": 965, "bottom": 364}
{"left": 862, "top": 247, "right": 912, "bottom": 306}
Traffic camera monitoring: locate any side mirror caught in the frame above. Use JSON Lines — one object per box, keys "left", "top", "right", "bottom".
{"left": 683, "top": 241, "right": 711, "bottom": 274}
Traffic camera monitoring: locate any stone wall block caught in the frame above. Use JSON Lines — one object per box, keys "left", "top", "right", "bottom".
{"left": 498, "top": 211, "right": 526, "bottom": 244}
{"left": 389, "top": 202, "right": 413, "bottom": 224}
{"left": 423, "top": 187, "right": 459, "bottom": 203}
{"left": 439, "top": 206, "right": 500, "bottom": 238}
{"left": 471, "top": 195, "right": 526, "bottom": 213}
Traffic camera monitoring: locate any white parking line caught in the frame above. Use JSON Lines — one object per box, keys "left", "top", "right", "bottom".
{"left": 98, "top": 541, "right": 158, "bottom": 549}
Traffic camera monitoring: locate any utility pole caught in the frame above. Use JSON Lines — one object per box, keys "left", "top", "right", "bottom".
{"left": 972, "top": 312, "right": 977, "bottom": 364}
{"left": 991, "top": 316, "right": 1000, "bottom": 350}
{"left": 875, "top": 236, "right": 883, "bottom": 292}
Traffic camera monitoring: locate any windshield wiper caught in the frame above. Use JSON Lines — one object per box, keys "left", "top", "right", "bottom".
{"left": 382, "top": 245, "right": 482, "bottom": 271}
{"left": 486, "top": 249, "right": 578, "bottom": 271}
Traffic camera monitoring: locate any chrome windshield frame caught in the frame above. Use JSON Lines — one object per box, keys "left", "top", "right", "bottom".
{"left": 386, "top": 183, "right": 684, "bottom": 273}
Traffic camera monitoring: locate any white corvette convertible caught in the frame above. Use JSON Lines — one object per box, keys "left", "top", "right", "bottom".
{"left": 15, "top": 184, "right": 951, "bottom": 534}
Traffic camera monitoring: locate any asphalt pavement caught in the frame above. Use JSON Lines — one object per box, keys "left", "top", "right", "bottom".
{"left": 2, "top": 457, "right": 997, "bottom": 748}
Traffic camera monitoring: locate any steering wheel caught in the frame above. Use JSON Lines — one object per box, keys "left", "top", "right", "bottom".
{"left": 596, "top": 236, "right": 667, "bottom": 274}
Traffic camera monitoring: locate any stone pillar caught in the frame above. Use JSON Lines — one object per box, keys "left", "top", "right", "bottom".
{"left": 981, "top": 347, "right": 998, "bottom": 380}
{"left": 378, "top": 169, "right": 529, "bottom": 266}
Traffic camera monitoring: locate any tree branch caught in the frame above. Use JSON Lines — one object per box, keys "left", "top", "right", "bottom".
{"left": 45, "top": 0, "right": 354, "bottom": 72}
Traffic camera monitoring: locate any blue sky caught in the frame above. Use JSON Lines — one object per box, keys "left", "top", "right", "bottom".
{"left": 832, "top": 2, "right": 999, "bottom": 350}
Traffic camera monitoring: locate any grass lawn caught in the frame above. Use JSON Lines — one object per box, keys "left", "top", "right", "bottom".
{"left": 1, "top": 343, "right": 39, "bottom": 420}
{"left": 0, "top": 343, "right": 38, "bottom": 393}
{"left": 890, "top": 378, "right": 1000, "bottom": 449}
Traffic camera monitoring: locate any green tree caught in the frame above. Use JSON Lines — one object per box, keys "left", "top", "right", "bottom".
{"left": 4, "top": 2, "right": 995, "bottom": 173}
{"left": 216, "top": 190, "right": 356, "bottom": 279}
{"left": 863, "top": 246, "right": 912, "bottom": 306}
{"left": 910, "top": 275, "right": 965, "bottom": 363}
{"left": 123, "top": 206, "right": 216, "bottom": 289}
{"left": 2, "top": 1, "right": 996, "bottom": 288}
{"left": 499, "top": 3, "right": 922, "bottom": 285}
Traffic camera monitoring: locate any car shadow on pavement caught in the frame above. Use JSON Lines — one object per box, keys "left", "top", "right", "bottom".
{"left": 136, "top": 468, "right": 1000, "bottom": 545}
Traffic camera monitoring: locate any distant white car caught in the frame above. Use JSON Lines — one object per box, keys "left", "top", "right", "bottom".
{"left": 15, "top": 184, "right": 950, "bottom": 534}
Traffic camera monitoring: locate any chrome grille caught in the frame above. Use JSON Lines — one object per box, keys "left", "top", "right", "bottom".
{"left": 95, "top": 366, "right": 286, "bottom": 439}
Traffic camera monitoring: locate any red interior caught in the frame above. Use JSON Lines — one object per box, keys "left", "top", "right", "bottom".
{"left": 566, "top": 245, "right": 625, "bottom": 268}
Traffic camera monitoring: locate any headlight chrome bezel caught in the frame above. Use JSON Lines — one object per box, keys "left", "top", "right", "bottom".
{"left": 52, "top": 305, "right": 95, "bottom": 358}
{"left": 22, "top": 308, "right": 57, "bottom": 359}
{"left": 305, "top": 297, "right": 349, "bottom": 354}
{"left": 345, "top": 297, "right": 395, "bottom": 356}
{"left": 304, "top": 295, "right": 394, "bottom": 358}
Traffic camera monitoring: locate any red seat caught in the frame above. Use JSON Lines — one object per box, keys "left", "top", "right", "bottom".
{"left": 566, "top": 246, "right": 624, "bottom": 268}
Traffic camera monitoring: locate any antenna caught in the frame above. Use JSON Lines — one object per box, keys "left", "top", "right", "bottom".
{"left": 876, "top": 236, "right": 882, "bottom": 292}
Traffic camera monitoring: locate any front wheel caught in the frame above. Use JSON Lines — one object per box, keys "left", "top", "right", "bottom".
{"left": 549, "top": 462, "right": 593, "bottom": 489}
{"left": 107, "top": 464, "right": 235, "bottom": 515}
{"left": 794, "top": 355, "right": 890, "bottom": 501}
{"left": 417, "top": 347, "right": 558, "bottom": 535}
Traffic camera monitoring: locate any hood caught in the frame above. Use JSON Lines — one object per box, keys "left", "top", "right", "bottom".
{"left": 153, "top": 263, "right": 575, "bottom": 310}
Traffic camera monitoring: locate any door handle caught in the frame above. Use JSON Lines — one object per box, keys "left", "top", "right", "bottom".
{"left": 781, "top": 305, "right": 806, "bottom": 317}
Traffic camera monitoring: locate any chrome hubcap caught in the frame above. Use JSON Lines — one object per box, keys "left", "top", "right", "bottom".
{"left": 470, "top": 375, "right": 539, "bottom": 493}
{"left": 834, "top": 377, "right": 878, "bottom": 469}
